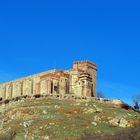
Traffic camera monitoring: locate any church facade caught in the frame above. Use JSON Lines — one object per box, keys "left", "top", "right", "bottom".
{"left": 0, "top": 61, "right": 97, "bottom": 100}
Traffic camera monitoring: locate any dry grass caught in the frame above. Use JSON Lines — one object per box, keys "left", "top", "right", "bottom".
{"left": 0, "top": 98, "right": 140, "bottom": 140}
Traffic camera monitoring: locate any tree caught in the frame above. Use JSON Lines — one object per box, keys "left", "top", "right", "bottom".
{"left": 132, "top": 94, "right": 140, "bottom": 110}
{"left": 97, "top": 91, "right": 105, "bottom": 98}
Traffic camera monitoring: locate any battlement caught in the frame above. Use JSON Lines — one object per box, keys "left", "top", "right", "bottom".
{"left": 73, "top": 60, "right": 97, "bottom": 66}
{"left": 73, "top": 60, "right": 97, "bottom": 71}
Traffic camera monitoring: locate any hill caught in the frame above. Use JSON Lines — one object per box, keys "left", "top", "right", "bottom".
{"left": 0, "top": 97, "right": 140, "bottom": 140}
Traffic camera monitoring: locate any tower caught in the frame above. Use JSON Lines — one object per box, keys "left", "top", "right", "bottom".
{"left": 72, "top": 61, "right": 97, "bottom": 97}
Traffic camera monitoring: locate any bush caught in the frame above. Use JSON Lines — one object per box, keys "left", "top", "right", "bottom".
{"left": 120, "top": 103, "right": 133, "bottom": 110}
{"left": 34, "top": 94, "right": 41, "bottom": 98}
{"left": 4, "top": 99, "right": 10, "bottom": 104}
{"left": 0, "top": 131, "right": 16, "bottom": 140}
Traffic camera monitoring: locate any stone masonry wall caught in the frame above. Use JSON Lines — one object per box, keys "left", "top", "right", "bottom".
{"left": 0, "top": 61, "right": 97, "bottom": 100}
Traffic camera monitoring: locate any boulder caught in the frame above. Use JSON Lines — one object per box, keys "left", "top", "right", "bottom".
{"left": 109, "top": 118, "right": 120, "bottom": 127}
{"left": 95, "top": 107, "right": 103, "bottom": 113}
{"left": 94, "top": 115, "right": 101, "bottom": 122}
{"left": 91, "top": 122, "right": 97, "bottom": 126}
{"left": 109, "top": 118, "right": 130, "bottom": 128}
{"left": 119, "top": 118, "right": 128, "bottom": 128}
{"left": 83, "top": 108, "right": 96, "bottom": 114}
{"left": 42, "top": 110, "right": 47, "bottom": 114}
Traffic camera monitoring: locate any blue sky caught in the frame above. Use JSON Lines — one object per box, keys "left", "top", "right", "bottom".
{"left": 0, "top": 0, "right": 140, "bottom": 105}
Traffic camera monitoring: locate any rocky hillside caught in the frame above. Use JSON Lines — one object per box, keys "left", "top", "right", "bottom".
{"left": 0, "top": 97, "right": 140, "bottom": 140}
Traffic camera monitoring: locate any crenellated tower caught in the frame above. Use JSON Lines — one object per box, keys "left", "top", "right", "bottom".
{"left": 71, "top": 60, "right": 97, "bottom": 97}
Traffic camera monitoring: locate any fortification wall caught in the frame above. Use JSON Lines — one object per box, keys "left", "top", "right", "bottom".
{"left": 0, "top": 69, "right": 63, "bottom": 100}
{"left": 0, "top": 60, "right": 98, "bottom": 101}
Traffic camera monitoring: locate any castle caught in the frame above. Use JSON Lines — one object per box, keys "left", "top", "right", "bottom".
{"left": 0, "top": 61, "right": 97, "bottom": 100}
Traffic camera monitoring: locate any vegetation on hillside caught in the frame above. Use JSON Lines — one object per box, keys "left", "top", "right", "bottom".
{"left": 0, "top": 97, "right": 140, "bottom": 140}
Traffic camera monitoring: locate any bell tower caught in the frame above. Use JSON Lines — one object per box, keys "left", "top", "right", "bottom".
{"left": 73, "top": 60, "right": 97, "bottom": 97}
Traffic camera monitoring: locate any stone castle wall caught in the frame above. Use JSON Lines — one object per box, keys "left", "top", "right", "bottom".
{"left": 0, "top": 61, "right": 97, "bottom": 100}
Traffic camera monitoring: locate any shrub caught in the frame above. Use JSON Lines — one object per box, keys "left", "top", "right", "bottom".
{"left": 34, "top": 94, "right": 41, "bottom": 98}
{"left": 81, "top": 126, "right": 140, "bottom": 140}
{"left": 0, "top": 131, "right": 16, "bottom": 140}
{"left": 4, "top": 99, "right": 10, "bottom": 104}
